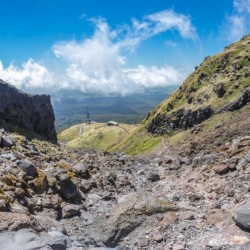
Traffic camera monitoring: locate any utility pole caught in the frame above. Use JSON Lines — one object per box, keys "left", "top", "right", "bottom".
{"left": 86, "top": 106, "right": 90, "bottom": 124}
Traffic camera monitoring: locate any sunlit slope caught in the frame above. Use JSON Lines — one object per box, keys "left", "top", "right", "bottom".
{"left": 115, "top": 34, "right": 250, "bottom": 155}
{"left": 58, "top": 123, "right": 137, "bottom": 151}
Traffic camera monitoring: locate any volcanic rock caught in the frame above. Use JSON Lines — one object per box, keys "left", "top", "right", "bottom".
{"left": 0, "top": 79, "right": 57, "bottom": 142}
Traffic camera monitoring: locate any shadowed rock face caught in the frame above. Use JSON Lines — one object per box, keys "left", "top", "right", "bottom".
{"left": 0, "top": 80, "right": 57, "bottom": 142}
{"left": 147, "top": 106, "right": 214, "bottom": 135}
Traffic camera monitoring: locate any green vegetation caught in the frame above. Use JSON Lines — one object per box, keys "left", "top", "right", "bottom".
{"left": 58, "top": 122, "right": 137, "bottom": 151}
{"left": 113, "top": 127, "right": 162, "bottom": 155}
{"left": 115, "top": 35, "right": 250, "bottom": 155}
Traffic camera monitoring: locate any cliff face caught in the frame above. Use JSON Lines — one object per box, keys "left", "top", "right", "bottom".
{"left": 0, "top": 80, "right": 57, "bottom": 142}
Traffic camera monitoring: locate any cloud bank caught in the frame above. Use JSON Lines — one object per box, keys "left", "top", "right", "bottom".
{"left": 227, "top": 0, "right": 250, "bottom": 41}
{"left": 0, "top": 9, "right": 196, "bottom": 95}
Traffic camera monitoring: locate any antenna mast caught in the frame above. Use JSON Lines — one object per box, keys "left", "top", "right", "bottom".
{"left": 86, "top": 106, "right": 90, "bottom": 124}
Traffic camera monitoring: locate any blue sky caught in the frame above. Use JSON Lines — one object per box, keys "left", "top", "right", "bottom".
{"left": 0, "top": 0, "right": 249, "bottom": 95}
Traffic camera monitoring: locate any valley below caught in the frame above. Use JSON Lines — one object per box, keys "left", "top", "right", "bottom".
{"left": 52, "top": 87, "right": 177, "bottom": 133}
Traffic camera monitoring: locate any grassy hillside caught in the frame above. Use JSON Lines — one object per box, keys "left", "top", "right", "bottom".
{"left": 115, "top": 34, "right": 250, "bottom": 155}
{"left": 58, "top": 122, "right": 137, "bottom": 151}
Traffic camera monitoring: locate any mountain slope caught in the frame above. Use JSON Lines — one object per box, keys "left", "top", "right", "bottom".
{"left": 115, "top": 34, "right": 250, "bottom": 155}
{"left": 58, "top": 122, "right": 137, "bottom": 151}
{"left": 1, "top": 42, "right": 250, "bottom": 250}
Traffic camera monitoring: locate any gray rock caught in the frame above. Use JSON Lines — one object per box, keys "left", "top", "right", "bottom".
{"left": 48, "top": 238, "right": 67, "bottom": 250}
{"left": 48, "top": 231, "right": 66, "bottom": 238}
{"left": 89, "top": 192, "right": 178, "bottom": 247}
{"left": 0, "top": 232, "right": 24, "bottom": 250}
{"left": 140, "top": 238, "right": 149, "bottom": 247}
{"left": 0, "top": 212, "right": 38, "bottom": 231}
{"left": 192, "top": 156, "right": 204, "bottom": 166}
{"left": 58, "top": 175, "right": 79, "bottom": 200}
{"left": 152, "top": 234, "right": 163, "bottom": 242}
{"left": 240, "top": 241, "right": 250, "bottom": 250}
{"left": 238, "top": 154, "right": 250, "bottom": 169}
{"left": 1, "top": 135, "right": 15, "bottom": 147}
{"left": 14, "top": 229, "right": 38, "bottom": 244}
{"left": 0, "top": 153, "right": 17, "bottom": 161}
{"left": 173, "top": 244, "right": 186, "bottom": 250}
{"left": 72, "top": 163, "right": 89, "bottom": 178}
{"left": 88, "top": 248, "right": 117, "bottom": 250}
{"left": 16, "top": 160, "right": 37, "bottom": 177}
{"left": 0, "top": 200, "right": 7, "bottom": 212}
{"left": 179, "top": 156, "right": 191, "bottom": 165}
{"left": 72, "top": 241, "right": 83, "bottom": 247}
{"left": 80, "top": 210, "right": 94, "bottom": 225}
{"left": 235, "top": 201, "right": 250, "bottom": 230}
{"left": 62, "top": 204, "right": 80, "bottom": 219}
{"left": 0, "top": 229, "right": 48, "bottom": 250}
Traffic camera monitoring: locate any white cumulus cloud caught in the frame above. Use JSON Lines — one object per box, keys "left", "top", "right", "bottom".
{"left": 0, "top": 9, "right": 195, "bottom": 95}
{"left": 227, "top": 0, "right": 250, "bottom": 41}
{"left": 0, "top": 59, "right": 53, "bottom": 89}
{"left": 125, "top": 65, "right": 183, "bottom": 88}
{"left": 233, "top": 0, "right": 250, "bottom": 13}
{"left": 146, "top": 10, "right": 197, "bottom": 40}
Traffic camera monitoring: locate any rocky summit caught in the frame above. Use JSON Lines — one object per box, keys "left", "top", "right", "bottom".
{"left": 0, "top": 35, "right": 250, "bottom": 250}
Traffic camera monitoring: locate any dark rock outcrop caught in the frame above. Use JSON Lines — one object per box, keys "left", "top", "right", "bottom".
{"left": 213, "top": 83, "right": 226, "bottom": 98}
{"left": 147, "top": 106, "right": 214, "bottom": 135}
{"left": 221, "top": 88, "right": 250, "bottom": 112}
{"left": 0, "top": 80, "right": 56, "bottom": 142}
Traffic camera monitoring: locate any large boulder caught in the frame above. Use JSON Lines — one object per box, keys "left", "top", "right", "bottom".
{"left": 89, "top": 192, "right": 179, "bottom": 247}
{"left": 72, "top": 162, "right": 90, "bottom": 178}
{"left": 1, "top": 134, "right": 15, "bottom": 147}
{"left": 0, "top": 229, "right": 71, "bottom": 250}
{"left": 0, "top": 80, "right": 57, "bottom": 142}
{"left": 56, "top": 174, "right": 79, "bottom": 200}
{"left": 16, "top": 160, "right": 37, "bottom": 178}
{"left": 235, "top": 201, "right": 250, "bottom": 230}
{"left": 62, "top": 204, "right": 81, "bottom": 219}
